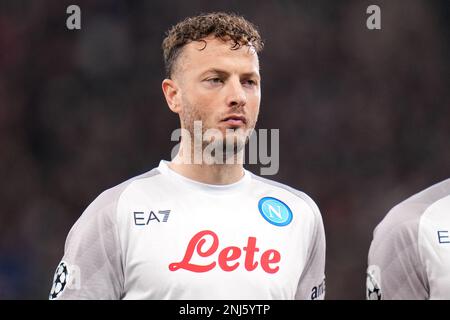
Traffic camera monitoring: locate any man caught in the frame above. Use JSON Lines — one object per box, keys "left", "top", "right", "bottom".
{"left": 49, "top": 12, "right": 326, "bottom": 300}
{"left": 367, "top": 178, "right": 450, "bottom": 299}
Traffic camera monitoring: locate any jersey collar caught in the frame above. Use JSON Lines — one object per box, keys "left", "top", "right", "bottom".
{"left": 158, "top": 160, "right": 251, "bottom": 195}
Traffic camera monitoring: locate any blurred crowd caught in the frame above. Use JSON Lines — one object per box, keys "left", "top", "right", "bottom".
{"left": 0, "top": 0, "right": 449, "bottom": 299}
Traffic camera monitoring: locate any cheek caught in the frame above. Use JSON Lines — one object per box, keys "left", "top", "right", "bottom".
{"left": 247, "top": 94, "right": 261, "bottom": 116}
{"left": 181, "top": 93, "right": 216, "bottom": 125}
{"left": 185, "top": 86, "right": 218, "bottom": 111}
{"left": 198, "top": 91, "right": 223, "bottom": 113}
{"left": 194, "top": 94, "right": 224, "bottom": 124}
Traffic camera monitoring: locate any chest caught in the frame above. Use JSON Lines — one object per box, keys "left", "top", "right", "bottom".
{"left": 118, "top": 192, "right": 313, "bottom": 299}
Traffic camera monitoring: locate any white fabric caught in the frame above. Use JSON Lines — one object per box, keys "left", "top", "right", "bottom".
{"left": 367, "top": 178, "right": 450, "bottom": 299}
{"left": 51, "top": 160, "right": 326, "bottom": 300}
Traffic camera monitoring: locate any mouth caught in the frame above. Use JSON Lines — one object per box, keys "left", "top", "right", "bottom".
{"left": 221, "top": 114, "right": 247, "bottom": 127}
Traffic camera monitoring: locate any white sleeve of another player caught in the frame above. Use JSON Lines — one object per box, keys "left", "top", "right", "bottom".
{"left": 49, "top": 190, "right": 124, "bottom": 300}
{"left": 295, "top": 199, "right": 326, "bottom": 300}
{"left": 367, "top": 215, "right": 428, "bottom": 300}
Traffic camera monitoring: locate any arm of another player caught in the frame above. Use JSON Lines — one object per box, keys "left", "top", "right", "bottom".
{"left": 367, "top": 214, "right": 429, "bottom": 300}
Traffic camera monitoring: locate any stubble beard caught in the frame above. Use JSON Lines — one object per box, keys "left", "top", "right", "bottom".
{"left": 180, "top": 99, "right": 256, "bottom": 164}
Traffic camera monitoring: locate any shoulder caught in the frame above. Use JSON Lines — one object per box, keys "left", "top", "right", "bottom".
{"left": 373, "top": 178, "right": 450, "bottom": 245}
{"left": 71, "top": 168, "right": 162, "bottom": 230}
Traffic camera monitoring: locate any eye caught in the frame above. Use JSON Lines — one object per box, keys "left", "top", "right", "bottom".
{"left": 243, "top": 79, "right": 257, "bottom": 87}
{"left": 206, "top": 77, "right": 223, "bottom": 84}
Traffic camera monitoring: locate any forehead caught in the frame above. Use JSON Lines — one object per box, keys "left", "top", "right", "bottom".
{"left": 178, "top": 36, "right": 260, "bottom": 75}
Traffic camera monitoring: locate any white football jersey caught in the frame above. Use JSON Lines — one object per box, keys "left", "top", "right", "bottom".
{"left": 367, "top": 178, "right": 450, "bottom": 299}
{"left": 50, "top": 160, "right": 325, "bottom": 300}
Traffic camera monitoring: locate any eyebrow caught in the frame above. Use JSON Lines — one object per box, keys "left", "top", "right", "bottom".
{"left": 200, "top": 68, "right": 260, "bottom": 80}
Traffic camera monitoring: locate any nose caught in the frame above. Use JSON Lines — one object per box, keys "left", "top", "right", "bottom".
{"left": 225, "top": 77, "right": 247, "bottom": 109}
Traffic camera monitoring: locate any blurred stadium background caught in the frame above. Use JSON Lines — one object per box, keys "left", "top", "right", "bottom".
{"left": 0, "top": 0, "right": 449, "bottom": 299}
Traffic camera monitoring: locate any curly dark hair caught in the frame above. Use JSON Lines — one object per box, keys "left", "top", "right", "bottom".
{"left": 162, "top": 12, "right": 264, "bottom": 78}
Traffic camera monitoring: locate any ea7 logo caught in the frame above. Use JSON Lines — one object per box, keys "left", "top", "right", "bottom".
{"left": 134, "top": 210, "right": 171, "bottom": 226}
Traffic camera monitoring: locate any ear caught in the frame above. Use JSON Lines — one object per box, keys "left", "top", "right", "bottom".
{"left": 162, "top": 78, "right": 181, "bottom": 114}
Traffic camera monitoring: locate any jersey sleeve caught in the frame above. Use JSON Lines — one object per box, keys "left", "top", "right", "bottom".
{"left": 49, "top": 190, "right": 124, "bottom": 300}
{"left": 295, "top": 198, "right": 326, "bottom": 300}
{"left": 367, "top": 209, "right": 429, "bottom": 300}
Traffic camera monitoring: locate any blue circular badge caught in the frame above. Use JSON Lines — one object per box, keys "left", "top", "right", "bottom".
{"left": 258, "top": 197, "right": 293, "bottom": 226}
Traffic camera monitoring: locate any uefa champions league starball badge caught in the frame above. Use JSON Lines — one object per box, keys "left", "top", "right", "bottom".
{"left": 49, "top": 261, "right": 69, "bottom": 300}
{"left": 366, "top": 265, "right": 382, "bottom": 300}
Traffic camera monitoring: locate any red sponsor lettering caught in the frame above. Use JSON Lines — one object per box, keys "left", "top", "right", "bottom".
{"left": 169, "top": 230, "right": 280, "bottom": 273}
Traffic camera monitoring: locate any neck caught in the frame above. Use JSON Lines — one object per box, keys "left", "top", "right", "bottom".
{"left": 168, "top": 142, "right": 245, "bottom": 185}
